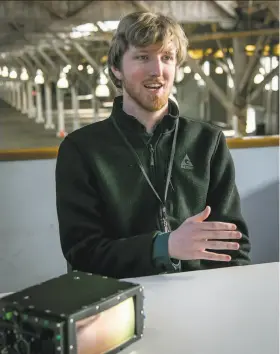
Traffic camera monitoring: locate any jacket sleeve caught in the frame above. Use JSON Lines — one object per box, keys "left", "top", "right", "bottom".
{"left": 56, "top": 136, "right": 167, "bottom": 279}
{"left": 202, "top": 131, "right": 251, "bottom": 269}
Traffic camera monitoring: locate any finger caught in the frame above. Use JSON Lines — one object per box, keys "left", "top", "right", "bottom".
{"left": 199, "top": 240, "right": 240, "bottom": 251}
{"left": 196, "top": 230, "right": 242, "bottom": 240}
{"left": 200, "top": 222, "right": 237, "bottom": 231}
{"left": 187, "top": 206, "right": 211, "bottom": 223}
{"left": 200, "top": 251, "right": 231, "bottom": 262}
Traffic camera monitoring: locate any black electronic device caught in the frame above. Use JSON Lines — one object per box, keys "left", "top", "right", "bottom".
{"left": 0, "top": 271, "right": 144, "bottom": 354}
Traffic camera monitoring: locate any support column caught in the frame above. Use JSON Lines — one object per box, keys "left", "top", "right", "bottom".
{"left": 71, "top": 85, "right": 80, "bottom": 131}
{"left": 56, "top": 87, "right": 66, "bottom": 137}
{"left": 91, "top": 88, "right": 99, "bottom": 122}
{"left": 27, "top": 81, "right": 35, "bottom": 118}
{"left": 16, "top": 82, "right": 22, "bottom": 111}
{"left": 12, "top": 82, "right": 17, "bottom": 108}
{"left": 6, "top": 83, "right": 12, "bottom": 105}
{"left": 9, "top": 83, "right": 13, "bottom": 106}
{"left": 265, "top": 57, "right": 273, "bottom": 135}
{"left": 199, "top": 85, "right": 210, "bottom": 121}
{"left": 21, "top": 82, "right": 28, "bottom": 114}
{"left": 35, "top": 84, "right": 44, "bottom": 123}
{"left": 44, "top": 82, "right": 55, "bottom": 129}
{"left": 232, "top": 37, "right": 249, "bottom": 136}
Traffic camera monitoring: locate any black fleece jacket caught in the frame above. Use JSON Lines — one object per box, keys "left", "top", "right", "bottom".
{"left": 55, "top": 96, "right": 251, "bottom": 278}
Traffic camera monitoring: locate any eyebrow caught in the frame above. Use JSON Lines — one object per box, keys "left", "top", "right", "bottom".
{"left": 134, "top": 49, "right": 176, "bottom": 55}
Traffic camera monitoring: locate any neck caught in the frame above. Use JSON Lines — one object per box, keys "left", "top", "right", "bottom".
{"left": 122, "top": 94, "right": 168, "bottom": 134}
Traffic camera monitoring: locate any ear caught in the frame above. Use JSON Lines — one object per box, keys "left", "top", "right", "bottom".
{"left": 111, "top": 66, "right": 123, "bottom": 81}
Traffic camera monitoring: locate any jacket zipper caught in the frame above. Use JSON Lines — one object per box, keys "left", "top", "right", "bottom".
{"left": 149, "top": 144, "right": 155, "bottom": 166}
{"left": 149, "top": 144, "right": 163, "bottom": 231}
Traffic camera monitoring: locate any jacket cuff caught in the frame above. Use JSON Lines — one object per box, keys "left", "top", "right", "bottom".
{"left": 152, "top": 232, "right": 181, "bottom": 272}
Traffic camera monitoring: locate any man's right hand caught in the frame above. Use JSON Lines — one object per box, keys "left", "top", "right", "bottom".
{"left": 168, "top": 206, "right": 242, "bottom": 262}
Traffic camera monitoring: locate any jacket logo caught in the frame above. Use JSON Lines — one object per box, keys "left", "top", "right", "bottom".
{"left": 181, "top": 153, "right": 193, "bottom": 170}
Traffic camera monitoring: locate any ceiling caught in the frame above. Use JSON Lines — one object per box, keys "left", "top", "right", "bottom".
{"left": 0, "top": 0, "right": 278, "bottom": 77}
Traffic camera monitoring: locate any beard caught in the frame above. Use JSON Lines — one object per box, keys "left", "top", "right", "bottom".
{"left": 122, "top": 77, "right": 171, "bottom": 112}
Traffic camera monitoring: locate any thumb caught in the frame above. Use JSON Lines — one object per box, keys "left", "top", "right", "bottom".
{"left": 187, "top": 206, "right": 211, "bottom": 223}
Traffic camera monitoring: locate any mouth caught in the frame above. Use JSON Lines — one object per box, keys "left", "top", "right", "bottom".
{"left": 143, "top": 83, "right": 164, "bottom": 93}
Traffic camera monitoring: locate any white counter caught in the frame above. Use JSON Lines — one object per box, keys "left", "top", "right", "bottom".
{"left": 124, "top": 262, "right": 279, "bottom": 354}
{"left": 1, "top": 263, "right": 278, "bottom": 354}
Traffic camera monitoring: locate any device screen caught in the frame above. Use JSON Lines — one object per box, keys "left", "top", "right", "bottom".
{"left": 76, "top": 297, "right": 135, "bottom": 354}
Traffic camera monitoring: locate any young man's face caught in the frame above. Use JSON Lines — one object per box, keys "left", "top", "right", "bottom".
{"left": 113, "top": 41, "right": 177, "bottom": 112}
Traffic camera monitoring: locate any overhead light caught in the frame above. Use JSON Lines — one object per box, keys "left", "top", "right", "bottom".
{"left": 259, "top": 67, "right": 266, "bottom": 75}
{"left": 272, "top": 56, "right": 278, "bottom": 69}
{"left": 34, "top": 69, "right": 44, "bottom": 85}
{"left": 204, "top": 48, "right": 213, "bottom": 56}
{"left": 254, "top": 74, "right": 264, "bottom": 84}
{"left": 194, "top": 73, "right": 201, "bottom": 81}
{"left": 214, "top": 50, "right": 224, "bottom": 58}
{"left": 2, "top": 66, "right": 8, "bottom": 77}
{"left": 203, "top": 61, "right": 210, "bottom": 76}
{"left": 20, "top": 69, "right": 29, "bottom": 81}
{"left": 273, "top": 44, "right": 280, "bottom": 56}
{"left": 97, "top": 21, "right": 119, "bottom": 32}
{"left": 57, "top": 73, "right": 69, "bottom": 89}
{"left": 87, "top": 66, "right": 94, "bottom": 75}
{"left": 70, "top": 23, "right": 98, "bottom": 39}
{"left": 197, "top": 79, "right": 205, "bottom": 87}
{"left": 100, "top": 55, "right": 108, "bottom": 64}
{"left": 95, "top": 84, "right": 110, "bottom": 97}
{"left": 261, "top": 57, "right": 271, "bottom": 73}
{"left": 215, "top": 67, "right": 223, "bottom": 74}
{"left": 183, "top": 66, "right": 191, "bottom": 74}
{"left": 272, "top": 76, "right": 278, "bottom": 91}
{"left": 63, "top": 65, "right": 71, "bottom": 74}
{"left": 9, "top": 69, "right": 17, "bottom": 79}
{"left": 187, "top": 49, "right": 203, "bottom": 59}
{"left": 99, "top": 73, "right": 108, "bottom": 85}
{"left": 228, "top": 77, "right": 234, "bottom": 89}
{"left": 74, "top": 23, "right": 98, "bottom": 33}
{"left": 78, "top": 65, "right": 83, "bottom": 71}
{"left": 86, "top": 65, "right": 94, "bottom": 74}
{"left": 245, "top": 45, "right": 255, "bottom": 52}
{"left": 227, "top": 59, "right": 234, "bottom": 71}
{"left": 175, "top": 67, "right": 184, "bottom": 83}
{"left": 70, "top": 32, "right": 83, "bottom": 39}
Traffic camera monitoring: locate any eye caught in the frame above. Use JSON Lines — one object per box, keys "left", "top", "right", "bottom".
{"left": 162, "top": 55, "right": 174, "bottom": 61}
{"left": 136, "top": 55, "right": 148, "bottom": 60}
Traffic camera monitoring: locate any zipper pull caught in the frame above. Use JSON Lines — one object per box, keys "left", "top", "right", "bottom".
{"left": 149, "top": 145, "right": 155, "bottom": 166}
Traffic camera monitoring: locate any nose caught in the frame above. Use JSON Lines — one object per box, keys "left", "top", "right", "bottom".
{"left": 149, "top": 57, "right": 163, "bottom": 77}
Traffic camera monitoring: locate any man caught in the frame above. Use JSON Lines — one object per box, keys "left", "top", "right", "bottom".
{"left": 55, "top": 11, "right": 250, "bottom": 279}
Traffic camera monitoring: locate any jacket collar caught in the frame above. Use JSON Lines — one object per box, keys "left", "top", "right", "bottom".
{"left": 110, "top": 95, "right": 179, "bottom": 135}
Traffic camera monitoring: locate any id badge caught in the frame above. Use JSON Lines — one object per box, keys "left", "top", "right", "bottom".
{"left": 160, "top": 206, "right": 171, "bottom": 233}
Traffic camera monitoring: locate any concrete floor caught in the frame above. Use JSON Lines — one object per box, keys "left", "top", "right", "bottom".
{"left": 0, "top": 99, "right": 110, "bottom": 150}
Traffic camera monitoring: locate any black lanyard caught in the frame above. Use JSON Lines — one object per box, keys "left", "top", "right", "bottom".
{"left": 111, "top": 116, "right": 179, "bottom": 232}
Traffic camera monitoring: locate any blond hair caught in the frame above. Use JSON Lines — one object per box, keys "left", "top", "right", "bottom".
{"left": 108, "top": 11, "right": 189, "bottom": 88}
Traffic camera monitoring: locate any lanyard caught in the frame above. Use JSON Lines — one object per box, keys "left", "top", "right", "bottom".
{"left": 111, "top": 116, "right": 179, "bottom": 232}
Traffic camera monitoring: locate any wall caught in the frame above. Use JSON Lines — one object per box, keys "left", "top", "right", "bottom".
{"left": 0, "top": 146, "right": 278, "bottom": 293}
{"left": 230, "top": 147, "right": 279, "bottom": 265}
